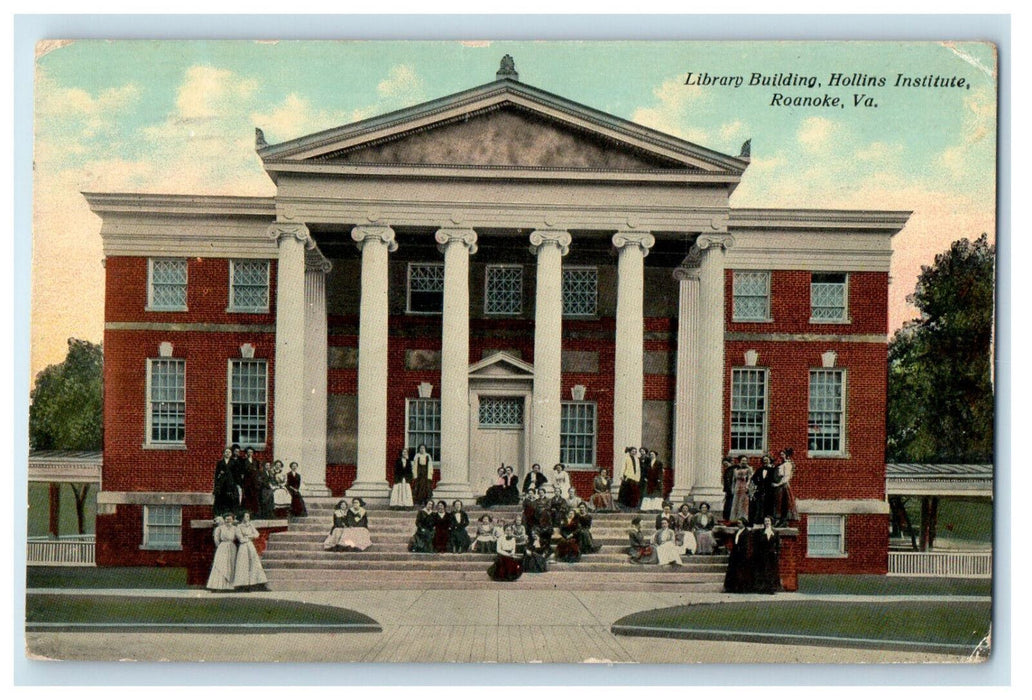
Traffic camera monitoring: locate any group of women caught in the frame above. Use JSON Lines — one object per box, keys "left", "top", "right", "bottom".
{"left": 616, "top": 446, "right": 668, "bottom": 511}
{"left": 723, "top": 448, "right": 799, "bottom": 526}
{"left": 388, "top": 444, "right": 436, "bottom": 509}
{"left": 626, "top": 500, "right": 719, "bottom": 566}
{"left": 205, "top": 512, "right": 269, "bottom": 591}
{"left": 723, "top": 516, "right": 783, "bottom": 594}
{"left": 212, "top": 446, "right": 309, "bottom": 520}
{"left": 323, "top": 498, "right": 373, "bottom": 552}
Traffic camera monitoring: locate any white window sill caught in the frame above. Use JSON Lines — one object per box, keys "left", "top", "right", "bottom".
{"left": 139, "top": 544, "right": 183, "bottom": 551}
{"left": 145, "top": 306, "right": 188, "bottom": 313}
{"left": 226, "top": 307, "right": 270, "bottom": 314}
{"left": 732, "top": 317, "right": 773, "bottom": 323}
{"left": 142, "top": 443, "right": 188, "bottom": 451}
{"left": 806, "top": 552, "right": 848, "bottom": 559}
{"left": 809, "top": 317, "right": 851, "bottom": 325}
{"left": 807, "top": 452, "right": 849, "bottom": 459}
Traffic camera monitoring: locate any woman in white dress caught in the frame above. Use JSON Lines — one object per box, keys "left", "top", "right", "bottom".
{"left": 552, "top": 463, "right": 571, "bottom": 500}
{"left": 323, "top": 498, "right": 373, "bottom": 551}
{"left": 390, "top": 448, "right": 414, "bottom": 508}
{"left": 651, "top": 517, "right": 683, "bottom": 566}
{"left": 233, "top": 512, "right": 269, "bottom": 590}
{"left": 206, "top": 515, "right": 238, "bottom": 591}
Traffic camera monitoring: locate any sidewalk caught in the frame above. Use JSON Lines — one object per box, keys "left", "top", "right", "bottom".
{"left": 25, "top": 588, "right": 983, "bottom": 663}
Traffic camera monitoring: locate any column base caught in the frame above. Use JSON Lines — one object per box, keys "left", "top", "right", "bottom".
{"left": 690, "top": 486, "right": 727, "bottom": 512}
{"left": 667, "top": 486, "right": 695, "bottom": 504}
{"left": 430, "top": 481, "right": 476, "bottom": 503}
{"left": 301, "top": 482, "right": 333, "bottom": 497}
{"left": 345, "top": 480, "right": 391, "bottom": 505}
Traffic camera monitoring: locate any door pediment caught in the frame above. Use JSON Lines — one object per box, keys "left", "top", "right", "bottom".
{"left": 469, "top": 352, "right": 534, "bottom": 380}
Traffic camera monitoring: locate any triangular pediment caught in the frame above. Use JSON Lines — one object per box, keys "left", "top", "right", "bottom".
{"left": 469, "top": 352, "right": 534, "bottom": 379}
{"left": 258, "top": 80, "right": 747, "bottom": 176}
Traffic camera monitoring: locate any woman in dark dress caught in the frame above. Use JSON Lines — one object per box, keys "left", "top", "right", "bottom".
{"left": 754, "top": 516, "right": 782, "bottom": 594}
{"left": 409, "top": 500, "right": 436, "bottom": 553}
{"left": 390, "top": 448, "right": 414, "bottom": 509}
{"left": 574, "top": 503, "right": 601, "bottom": 554}
{"left": 627, "top": 516, "right": 656, "bottom": 564}
{"left": 240, "top": 447, "right": 262, "bottom": 517}
{"left": 750, "top": 455, "right": 778, "bottom": 525}
{"left": 478, "top": 467, "right": 510, "bottom": 508}
{"left": 411, "top": 444, "right": 434, "bottom": 505}
{"left": 723, "top": 519, "right": 756, "bottom": 593}
{"left": 522, "top": 532, "right": 549, "bottom": 573}
{"left": 213, "top": 448, "right": 239, "bottom": 516}
{"left": 285, "top": 462, "right": 308, "bottom": 517}
{"left": 487, "top": 525, "right": 523, "bottom": 581}
{"left": 554, "top": 510, "right": 582, "bottom": 563}
{"left": 533, "top": 493, "right": 554, "bottom": 554}
{"left": 432, "top": 500, "right": 451, "bottom": 553}
{"left": 617, "top": 447, "right": 641, "bottom": 509}
{"left": 590, "top": 469, "right": 614, "bottom": 512}
{"left": 258, "top": 460, "right": 279, "bottom": 520}
{"left": 447, "top": 500, "right": 471, "bottom": 553}
{"left": 502, "top": 466, "right": 520, "bottom": 505}
{"left": 640, "top": 451, "right": 665, "bottom": 512}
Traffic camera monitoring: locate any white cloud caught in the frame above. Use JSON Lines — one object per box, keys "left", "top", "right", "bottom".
{"left": 174, "top": 65, "right": 258, "bottom": 121}
{"left": 376, "top": 64, "right": 423, "bottom": 100}
{"left": 630, "top": 76, "right": 707, "bottom": 142}
{"left": 796, "top": 116, "right": 837, "bottom": 153}
{"left": 719, "top": 120, "right": 744, "bottom": 142}
{"left": 35, "top": 69, "right": 141, "bottom": 139}
{"left": 856, "top": 141, "right": 904, "bottom": 162}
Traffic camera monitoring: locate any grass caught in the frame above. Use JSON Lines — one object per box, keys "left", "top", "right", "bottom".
{"left": 26, "top": 594, "right": 380, "bottom": 632}
{"left": 613, "top": 600, "right": 991, "bottom": 651}
{"left": 900, "top": 497, "right": 993, "bottom": 544}
{"left": 798, "top": 574, "right": 992, "bottom": 597}
{"left": 27, "top": 566, "right": 190, "bottom": 590}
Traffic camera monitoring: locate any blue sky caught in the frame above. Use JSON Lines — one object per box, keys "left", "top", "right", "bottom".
{"left": 32, "top": 40, "right": 997, "bottom": 376}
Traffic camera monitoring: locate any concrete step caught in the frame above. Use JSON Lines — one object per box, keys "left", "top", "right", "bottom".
{"left": 260, "top": 549, "right": 726, "bottom": 566}
{"left": 261, "top": 557, "right": 726, "bottom": 574}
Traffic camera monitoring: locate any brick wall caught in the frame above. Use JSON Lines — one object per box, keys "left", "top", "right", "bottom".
{"left": 95, "top": 504, "right": 209, "bottom": 567}
{"left": 797, "top": 513, "right": 889, "bottom": 574}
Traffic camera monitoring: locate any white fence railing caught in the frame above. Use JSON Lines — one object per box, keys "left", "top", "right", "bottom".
{"left": 27, "top": 536, "right": 96, "bottom": 567}
{"left": 888, "top": 551, "right": 992, "bottom": 578}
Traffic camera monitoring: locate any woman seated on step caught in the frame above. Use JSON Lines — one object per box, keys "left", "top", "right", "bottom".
{"left": 522, "top": 531, "right": 549, "bottom": 573}
{"left": 574, "top": 502, "right": 601, "bottom": 555}
{"left": 554, "top": 509, "right": 583, "bottom": 563}
{"left": 447, "top": 500, "right": 472, "bottom": 554}
{"left": 323, "top": 497, "right": 372, "bottom": 552}
{"left": 432, "top": 500, "right": 451, "bottom": 553}
{"left": 690, "top": 502, "right": 718, "bottom": 555}
{"left": 409, "top": 500, "right": 436, "bottom": 553}
{"left": 478, "top": 467, "right": 512, "bottom": 508}
{"left": 487, "top": 524, "right": 523, "bottom": 581}
{"left": 473, "top": 514, "right": 498, "bottom": 553}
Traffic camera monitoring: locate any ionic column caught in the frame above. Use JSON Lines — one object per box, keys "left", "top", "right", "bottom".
{"left": 691, "top": 233, "right": 734, "bottom": 504}
{"left": 433, "top": 228, "right": 478, "bottom": 501}
{"left": 346, "top": 225, "right": 398, "bottom": 503}
{"left": 529, "top": 230, "right": 571, "bottom": 469}
{"left": 611, "top": 231, "right": 655, "bottom": 474}
{"left": 669, "top": 256, "right": 701, "bottom": 503}
{"left": 302, "top": 249, "right": 333, "bottom": 496}
{"left": 269, "top": 222, "right": 313, "bottom": 471}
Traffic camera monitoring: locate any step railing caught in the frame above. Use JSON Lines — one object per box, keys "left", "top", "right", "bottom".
{"left": 27, "top": 535, "right": 96, "bottom": 567}
{"left": 888, "top": 551, "right": 991, "bottom": 578}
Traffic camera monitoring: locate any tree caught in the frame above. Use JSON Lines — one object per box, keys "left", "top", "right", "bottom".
{"left": 29, "top": 338, "right": 103, "bottom": 451}
{"left": 887, "top": 234, "right": 994, "bottom": 463}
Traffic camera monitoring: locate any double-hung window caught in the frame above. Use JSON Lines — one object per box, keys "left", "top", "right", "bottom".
{"left": 808, "top": 369, "right": 845, "bottom": 455}
{"left": 142, "top": 505, "right": 182, "bottom": 550}
{"left": 807, "top": 514, "right": 845, "bottom": 557}
{"left": 810, "top": 272, "right": 848, "bottom": 322}
{"left": 560, "top": 402, "right": 597, "bottom": 468}
{"left": 407, "top": 398, "right": 441, "bottom": 460}
{"left": 730, "top": 368, "right": 768, "bottom": 453}
{"left": 732, "top": 271, "right": 771, "bottom": 321}
{"left": 229, "top": 359, "right": 268, "bottom": 448}
{"left": 146, "top": 358, "right": 185, "bottom": 445}
{"left": 148, "top": 258, "right": 188, "bottom": 311}
{"left": 562, "top": 267, "right": 597, "bottom": 317}
{"left": 229, "top": 260, "right": 270, "bottom": 312}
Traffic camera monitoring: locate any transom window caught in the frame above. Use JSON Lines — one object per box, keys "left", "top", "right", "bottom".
{"left": 562, "top": 267, "right": 597, "bottom": 317}
{"left": 808, "top": 369, "right": 845, "bottom": 455}
{"left": 408, "top": 263, "right": 445, "bottom": 314}
{"left": 484, "top": 266, "right": 523, "bottom": 315}
{"left": 229, "top": 260, "right": 270, "bottom": 312}
{"left": 478, "top": 397, "right": 525, "bottom": 428}
{"left": 407, "top": 398, "right": 441, "bottom": 460}
{"left": 229, "top": 359, "right": 268, "bottom": 448}
{"left": 732, "top": 271, "right": 771, "bottom": 321}
{"left": 142, "top": 505, "right": 182, "bottom": 550}
{"left": 811, "top": 272, "right": 848, "bottom": 321}
{"left": 560, "top": 402, "right": 597, "bottom": 468}
{"left": 147, "top": 358, "right": 185, "bottom": 445}
{"left": 807, "top": 514, "right": 845, "bottom": 557}
{"left": 148, "top": 258, "right": 188, "bottom": 311}
{"left": 730, "top": 368, "right": 768, "bottom": 453}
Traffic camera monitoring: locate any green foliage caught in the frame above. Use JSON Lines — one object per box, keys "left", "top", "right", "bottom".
{"left": 29, "top": 339, "right": 103, "bottom": 451}
{"left": 887, "top": 235, "right": 994, "bottom": 463}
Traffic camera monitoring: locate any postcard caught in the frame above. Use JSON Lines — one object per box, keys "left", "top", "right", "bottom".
{"left": 26, "top": 39, "right": 996, "bottom": 665}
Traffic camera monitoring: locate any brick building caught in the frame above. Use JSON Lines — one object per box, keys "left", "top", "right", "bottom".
{"left": 85, "top": 59, "right": 908, "bottom": 574}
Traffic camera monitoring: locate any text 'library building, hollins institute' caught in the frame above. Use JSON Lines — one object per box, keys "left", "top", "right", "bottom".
{"left": 85, "top": 58, "right": 909, "bottom": 574}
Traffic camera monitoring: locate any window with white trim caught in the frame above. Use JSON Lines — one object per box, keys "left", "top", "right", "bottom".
{"left": 810, "top": 272, "right": 848, "bottom": 322}
{"left": 229, "top": 260, "right": 270, "bottom": 312}
{"left": 730, "top": 368, "right": 768, "bottom": 453}
{"left": 562, "top": 267, "right": 597, "bottom": 317}
{"left": 229, "top": 359, "right": 268, "bottom": 448}
{"left": 807, "top": 514, "right": 845, "bottom": 557}
{"left": 148, "top": 258, "right": 188, "bottom": 311}
{"left": 560, "top": 402, "right": 597, "bottom": 468}
{"left": 484, "top": 265, "right": 523, "bottom": 315}
{"left": 478, "top": 397, "right": 524, "bottom": 428}
{"left": 142, "top": 505, "right": 182, "bottom": 550}
{"left": 407, "top": 263, "right": 445, "bottom": 314}
{"left": 808, "top": 369, "right": 845, "bottom": 455}
{"left": 407, "top": 398, "right": 441, "bottom": 461}
{"left": 732, "top": 271, "right": 771, "bottom": 321}
{"left": 147, "top": 358, "right": 185, "bottom": 445}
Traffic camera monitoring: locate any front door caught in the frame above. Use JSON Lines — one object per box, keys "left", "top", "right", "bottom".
{"left": 469, "top": 395, "right": 527, "bottom": 497}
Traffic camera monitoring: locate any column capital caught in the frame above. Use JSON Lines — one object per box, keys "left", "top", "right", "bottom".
{"left": 267, "top": 222, "right": 314, "bottom": 249}
{"left": 691, "top": 233, "right": 735, "bottom": 254}
{"left": 673, "top": 248, "right": 703, "bottom": 281}
{"left": 352, "top": 224, "right": 398, "bottom": 253}
{"left": 435, "top": 227, "right": 478, "bottom": 255}
{"left": 612, "top": 231, "right": 656, "bottom": 257}
{"left": 529, "top": 230, "right": 572, "bottom": 256}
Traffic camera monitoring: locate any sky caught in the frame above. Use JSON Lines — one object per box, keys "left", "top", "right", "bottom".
{"left": 31, "top": 39, "right": 997, "bottom": 380}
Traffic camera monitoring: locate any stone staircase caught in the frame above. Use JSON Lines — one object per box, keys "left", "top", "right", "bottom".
{"left": 262, "top": 498, "right": 727, "bottom": 591}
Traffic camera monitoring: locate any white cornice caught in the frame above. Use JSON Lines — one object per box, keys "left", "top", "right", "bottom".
{"left": 83, "top": 192, "right": 276, "bottom": 217}
{"left": 730, "top": 208, "right": 912, "bottom": 234}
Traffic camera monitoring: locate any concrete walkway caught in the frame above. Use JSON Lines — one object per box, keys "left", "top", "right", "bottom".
{"left": 25, "top": 588, "right": 986, "bottom": 663}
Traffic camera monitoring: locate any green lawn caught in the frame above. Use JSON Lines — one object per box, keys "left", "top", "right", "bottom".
{"left": 26, "top": 594, "right": 380, "bottom": 632}
{"left": 798, "top": 574, "right": 992, "bottom": 597}
{"left": 27, "top": 566, "right": 190, "bottom": 590}
{"left": 900, "top": 497, "right": 993, "bottom": 544}
{"left": 612, "top": 600, "right": 991, "bottom": 652}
